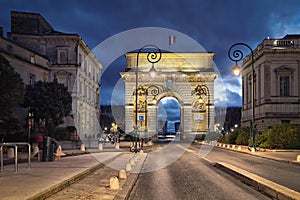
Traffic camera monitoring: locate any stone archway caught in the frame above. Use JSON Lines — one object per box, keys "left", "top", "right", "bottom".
{"left": 121, "top": 52, "right": 218, "bottom": 140}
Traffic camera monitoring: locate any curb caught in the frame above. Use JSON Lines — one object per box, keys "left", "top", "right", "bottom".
{"left": 114, "top": 153, "right": 148, "bottom": 200}
{"left": 26, "top": 154, "right": 120, "bottom": 200}
{"left": 215, "top": 162, "right": 300, "bottom": 200}
{"left": 201, "top": 142, "right": 300, "bottom": 167}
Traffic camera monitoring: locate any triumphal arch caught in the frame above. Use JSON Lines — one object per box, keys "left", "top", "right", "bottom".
{"left": 121, "top": 51, "right": 218, "bottom": 140}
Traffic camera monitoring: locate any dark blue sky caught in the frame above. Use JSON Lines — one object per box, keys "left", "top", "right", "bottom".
{"left": 1, "top": 0, "right": 300, "bottom": 106}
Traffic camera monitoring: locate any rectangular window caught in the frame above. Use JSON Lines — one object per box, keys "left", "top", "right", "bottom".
{"left": 57, "top": 49, "right": 68, "bottom": 64}
{"left": 280, "top": 76, "right": 290, "bottom": 96}
{"left": 281, "top": 120, "right": 290, "bottom": 124}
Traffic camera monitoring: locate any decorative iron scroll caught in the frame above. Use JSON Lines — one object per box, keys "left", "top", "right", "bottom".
{"left": 192, "top": 84, "right": 208, "bottom": 97}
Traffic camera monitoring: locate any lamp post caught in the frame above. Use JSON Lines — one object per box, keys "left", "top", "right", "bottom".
{"left": 134, "top": 45, "right": 161, "bottom": 153}
{"left": 228, "top": 42, "right": 257, "bottom": 152}
{"left": 28, "top": 111, "right": 34, "bottom": 143}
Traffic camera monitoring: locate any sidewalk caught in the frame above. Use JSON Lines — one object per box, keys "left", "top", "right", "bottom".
{"left": 0, "top": 151, "right": 124, "bottom": 200}
{"left": 1, "top": 141, "right": 299, "bottom": 200}
{"left": 203, "top": 142, "right": 300, "bottom": 200}
{"left": 206, "top": 141, "right": 300, "bottom": 164}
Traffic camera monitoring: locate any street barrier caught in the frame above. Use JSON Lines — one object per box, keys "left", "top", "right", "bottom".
{"left": 0, "top": 142, "right": 31, "bottom": 172}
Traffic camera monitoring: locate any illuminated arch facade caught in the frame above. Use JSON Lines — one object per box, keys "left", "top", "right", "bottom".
{"left": 121, "top": 52, "right": 218, "bottom": 139}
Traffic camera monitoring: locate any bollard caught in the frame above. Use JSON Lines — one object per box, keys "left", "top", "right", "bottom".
{"left": 296, "top": 155, "right": 300, "bottom": 162}
{"left": 125, "top": 163, "right": 132, "bottom": 172}
{"left": 98, "top": 143, "right": 103, "bottom": 150}
{"left": 232, "top": 145, "right": 235, "bottom": 149}
{"left": 109, "top": 176, "right": 119, "bottom": 190}
{"left": 140, "top": 149, "right": 144, "bottom": 153}
{"left": 129, "top": 158, "right": 135, "bottom": 166}
{"left": 119, "top": 169, "right": 127, "bottom": 179}
{"left": 7, "top": 148, "right": 14, "bottom": 158}
{"left": 54, "top": 145, "right": 66, "bottom": 161}
{"left": 115, "top": 143, "right": 120, "bottom": 150}
{"left": 33, "top": 146, "right": 39, "bottom": 156}
{"left": 237, "top": 146, "right": 242, "bottom": 151}
{"left": 80, "top": 144, "right": 86, "bottom": 152}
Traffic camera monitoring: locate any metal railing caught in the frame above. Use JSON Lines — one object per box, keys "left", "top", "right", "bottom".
{"left": 0, "top": 142, "right": 31, "bottom": 173}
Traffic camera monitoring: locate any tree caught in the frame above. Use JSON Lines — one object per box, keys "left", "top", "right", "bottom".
{"left": 0, "top": 53, "right": 25, "bottom": 120}
{"left": 23, "top": 79, "right": 72, "bottom": 137}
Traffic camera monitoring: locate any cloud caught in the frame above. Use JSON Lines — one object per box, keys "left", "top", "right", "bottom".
{"left": 225, "top": 89, "right": 242, "bottom": 107}
{"left": 158, "top": 97, "right": 180, "bottom": 122}
{"left": 2, "top": 0, "right": 300, "bottom": 107}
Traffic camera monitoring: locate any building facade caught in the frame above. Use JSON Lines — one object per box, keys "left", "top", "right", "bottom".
{"left": 121, "top": 52, "right": 218, "bottom": 140}
{"left": 241, "top": 35, "right": 300, "bottom": 132}
{"left": 0, "top": 11, "right": 102, "bottom": 142}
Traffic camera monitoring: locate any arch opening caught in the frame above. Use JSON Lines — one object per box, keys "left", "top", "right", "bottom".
{"left": 157, "top": 96, "right": 181, "bottom": 142}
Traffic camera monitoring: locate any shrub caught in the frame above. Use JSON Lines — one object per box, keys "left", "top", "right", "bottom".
{"left": 235, "top": 127, "right": 250, "bottom": 145}
{"left": 258, "top": 124, "right": 300, "bottom": 149}
{"left": 226, "top": 131, "right": 238, "bottom": 144}
{"left": 217, "top": 131, "right": 238, "bottom": 144}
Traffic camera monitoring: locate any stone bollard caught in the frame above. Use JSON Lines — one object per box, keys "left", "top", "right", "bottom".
{"left": 7, "top": 148, "right": 14, "bottom": 158}
{"left": 237, "top": 146, "right": 242, "bottom": 151}
{"left": 119, "top": 169, "right": 127, "bottom": 179}
{"left": 80, "top": 144, "right": 86, "bottom": 152}
{"left": 115, "top": 143, "right": 120, "bottom": 149}
{"left": 140, "top": 149, "right": 144, "bottom": 153}
{"left": 222, "top": 144, "right": 226, "bottom": 148}
{"left": 129, "top": 158, "right": 135, "bottom": 166}
{"left": 125, "top": 163, "right": 132, "bottom": 172}
{"left": 98, "top": 143, "right": 103, "bottom": 150}
{"left": 232, "top": 145, "right": 235, "bottom": 149}
{"left": 33, "top": 146, "right": 39, "bottom": 156}
{"left": 297, "top": 155, "right": 300, "bottom": 162}
{"left": 109, "top": 176, "right": 119, "bottom": 190}
{"left": 54, "top": 145, "right": 66, "bottom": 161}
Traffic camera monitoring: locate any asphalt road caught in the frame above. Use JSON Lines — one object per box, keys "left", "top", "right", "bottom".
{"left": 44, "top": 142, "right": 299, "bottom": 200}
{"left": 191, "top": 143, "right": 300, "bottom": 192}
{"left": 127, "top": 143, "right": 271, "bottom": 200}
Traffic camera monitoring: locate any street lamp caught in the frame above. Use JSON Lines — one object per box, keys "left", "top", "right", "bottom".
{"left": 228, "top": 42, "right": 257, "bottom": 152}
{"left": 134, "top": 45, "right": 161, "bottom": 153}
{"left": 28, "top": 111, "right": 34, "bottom": 143}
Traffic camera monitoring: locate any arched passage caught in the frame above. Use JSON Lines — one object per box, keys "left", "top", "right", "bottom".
{"left": 157, "top": 96, "right": 181, "bottom": 141}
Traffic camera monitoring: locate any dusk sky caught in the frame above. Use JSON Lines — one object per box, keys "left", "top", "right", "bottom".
{"left": 1, "top": 0, "right": 300, "bottom": 108}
